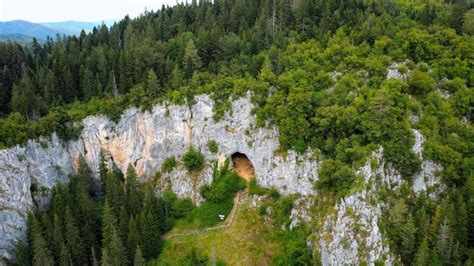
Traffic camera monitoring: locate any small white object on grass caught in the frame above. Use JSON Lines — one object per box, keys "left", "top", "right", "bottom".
{"left": 218, "top": 214, "right": 225, "bottom": 220}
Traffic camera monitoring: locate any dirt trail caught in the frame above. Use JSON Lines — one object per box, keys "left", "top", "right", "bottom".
{"left": 164, "top": 190, "right": 245, "bottom": 240}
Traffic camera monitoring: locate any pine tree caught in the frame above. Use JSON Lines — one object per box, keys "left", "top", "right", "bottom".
{"left": 400, "top": 215, "right": 416, "bottom": 264}
{"left": 32, "top": 232, "right": 54, "bottom": 266}
{"left": 126, "top": 164, "right": 141, "bottom": 216}
{"left": 10, "top": 77, "right": 42, "bottom": 119}
{"left": 100, "top": 246, "right": 111, "bottom": 266}
{"left": 51, "top": 214, "right": 64, "bottom": 258}
{"left": 118, "top": 206, "right": 129, "bottom": 244}
{"left": 183, "top": 39, "right": 202, "bottom": 77}
{"left": 146, "top": 69, "right": 161, "bottom": 98}
{"left": 133, "top": 246, "right": 145, "bottom": 266}
{"left": 14, "top": 240, "right": 31, "bottom": 266}
{"left": 170, "top": 65, "right": 184, "bottom": 89}
{"left": 127, "top": 216, "right": 140, "bottom": 263}
{"left": 414, "top": 237, "right": 430, "bottom": 266}
{"left": 139, "top": 210, "right": 162, "bottom": 260}
{"left": 437, "top": 219, "right": 453, "bottom": 264}
{"left": 58, "top": 243, "right": 71, "bottom": 266}
{"left": 64, "top": 207, "right": 85, "bottom": 264}
{"left": 468, "top": 198, "right": 474, "bottom": 246}
{"left": 102, "top": 200, "right": 117, "bottom": 248}
{"left": 99, "top": 149, "right": 108, "bottom": 193}
{"left": 102, "top": 229, "right": 127, "bottom": 266}
{"left": 258, "top": 56, "right": 276, "bottom": 85}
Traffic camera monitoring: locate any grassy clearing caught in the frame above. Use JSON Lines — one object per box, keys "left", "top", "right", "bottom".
{"left": 155, "top": 202, "right": 281, "bottom": 265}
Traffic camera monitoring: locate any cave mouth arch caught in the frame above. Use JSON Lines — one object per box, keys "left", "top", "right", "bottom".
{"left": 231, "top": 152, "right": 255, "bottom": 181}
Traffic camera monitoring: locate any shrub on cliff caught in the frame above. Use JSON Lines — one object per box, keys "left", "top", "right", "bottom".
{"left": 183, "top": 147, "right": 205, "bottom": 172}
{"left": 315, "top": 159, "right": 357, "bottom": 197}
{"left": 161, "top": 157, "right": 177, "bottom": 173}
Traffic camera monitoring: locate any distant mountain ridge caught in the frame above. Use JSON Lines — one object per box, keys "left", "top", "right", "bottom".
{"left": 0, "top": 19, "right": 117, "bottom": 43}
{"left": 0, "top": 20, "right": 62, "bottom": 41}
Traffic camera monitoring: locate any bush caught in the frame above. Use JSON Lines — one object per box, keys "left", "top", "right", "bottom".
{"left": 271, "top": 196, "right": 294, "bottom": 226}
{"left": 172, "top": 198, "right": 195, "bottom": 219}
{"left": 316, "top": 159, "right": 357, "bottom": 197}
{"left": 207, "top": 140, "right": 219, "bottom": 153}
{"left": 271, "top": 227, "right": 313, "bottom": 265}
{"left": 408, "top": 69, "right": 434, "bottom": 95}
{"left": 248, "top": 178, "right": 267, "bottom": 196}
{"left": 161, "top": 156, "right": 177, "bottom": 173}
{"left": 183, "top": 147, "right": 205, "bottom": 172}
{"left": 201, "top": 165, "right": 245, "bottom": 203}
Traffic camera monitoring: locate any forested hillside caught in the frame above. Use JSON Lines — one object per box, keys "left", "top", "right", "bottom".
{"left": 1, "top": 0, "right": 473, "bottom": 265}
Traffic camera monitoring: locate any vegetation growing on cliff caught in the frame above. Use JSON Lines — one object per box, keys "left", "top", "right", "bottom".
{"left": 183, "top": 147, "right": 205, "bottom": 172}
{"left": 1, "top": 0, "right": 473, "bottom": 264}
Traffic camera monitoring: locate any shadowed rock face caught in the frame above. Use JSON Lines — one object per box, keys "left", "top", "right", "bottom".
{"left": 231, "top": 152, "right": 255, "bottom": 181}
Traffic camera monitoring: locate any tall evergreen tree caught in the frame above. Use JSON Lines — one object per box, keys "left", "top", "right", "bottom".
{"left": 146, "top": 69, "right": 161, "bottom": 98}
{"left": 64, "top": 207, "right": 85, "bottom": 264}
{"left": 183, "top": 39, "right": 202, "bottom": 77}
{"left": 133, "top": 246, "right": 145, "bottom": 266}
{"left": 32, "top": 232, "right": 53, "bottom": 266}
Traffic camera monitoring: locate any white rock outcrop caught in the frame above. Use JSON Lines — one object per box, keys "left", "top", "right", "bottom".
{"left": 411, "top": 129, "right": 443, "bottom": 194}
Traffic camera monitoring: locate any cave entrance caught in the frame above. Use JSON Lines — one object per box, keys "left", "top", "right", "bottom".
{"left": 231, "top": 152, "right": 255, "bottom": 181}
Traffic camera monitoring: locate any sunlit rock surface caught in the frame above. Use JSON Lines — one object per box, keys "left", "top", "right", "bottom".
{"left": 0, "top": 92, "right": 441, "bottom": 264}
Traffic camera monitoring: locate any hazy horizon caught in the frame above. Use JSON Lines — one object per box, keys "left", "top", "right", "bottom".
{"left": 0, "top": 0, "right": 182, "bottom": 23}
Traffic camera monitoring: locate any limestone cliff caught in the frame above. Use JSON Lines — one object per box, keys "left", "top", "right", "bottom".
{"left": 0, "top": 92, "right": 317, "bottom": 261}
{"left": 0, "top": 92, "right": 441, "bottom": 265}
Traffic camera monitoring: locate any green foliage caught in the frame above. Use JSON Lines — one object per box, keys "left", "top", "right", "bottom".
{"left": 3, "top": 1, "right": 474, "bottom": 263}
{"left": 175, "top": 161, "right": 245, "bottom": 228}
{"left": 180, "top": 249, "right": 209, "bottom": 266}
{"left": 183, "top": 147, "right": 205, "bottom": 172}
{"left": 248, "top": 177, "right": 268, "bottom": 196}
{"left": 161, "top": 157, "right": 177, "bottom": 173}
{"left": 201, "top": 161, "right": 246, "bottom": 203}
{"left": 463, "top": 9, "right": 474, "bottom": 35}
{"left": 271, "top": 227, "right": 313, "bottom": 265}
{"left": 316, "top": 159, "right": 357, "bottom": 197}
{"left": 206, "top": 140, "right": 219, "bottom": 154}
{"left": 408, "top": 69, "right": 434, "bottom": 95}
{"left": 16, "top": 155, "right": 168, "bottom": 264}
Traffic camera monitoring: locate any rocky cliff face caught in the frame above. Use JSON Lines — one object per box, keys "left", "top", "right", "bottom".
{"left": 0, "top": 92, "right": 441, "bottom": 265}
{"left": 0, "top": 92, "right": 317, "bottom": 261}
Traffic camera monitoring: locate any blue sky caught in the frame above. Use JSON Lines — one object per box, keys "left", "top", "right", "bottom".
{"left": 0, "top": 0, "right": 182, "bottom": 22}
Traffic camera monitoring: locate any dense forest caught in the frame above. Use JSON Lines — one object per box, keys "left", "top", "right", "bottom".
{"left": 1, "top": 0, "right": 473, "bottom": 265}
{"left": 16, "top": 150, "right": 249, "bottom": 265}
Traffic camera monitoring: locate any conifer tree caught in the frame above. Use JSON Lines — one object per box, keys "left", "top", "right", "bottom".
{"left": 58, "top": 243, "right": 71, "bottom": 266}
{"left": 64, "top": 207, "right": 85, "bottom": 264}
{"left": 127, "top": 216, "right": 140, "bottom": 263}
{"left": 146, "top": 69, "right": 161, "bottom": 98}
{"left": 118, "top": 206, "right": 129, "bottom": 244}
{"left": 139, "top": 210, "right": 162, "bottom": 260}
{"left": 51, "top": 214, "right": 64, "bottom": 258}
{"left": 126, "top": 164, "right": 141, "bottom": 216}
{"left": 414, "top": 237, "right": 430, "bottom": 266}
{"left": 32, "top": 232, "right": 53, "bottom": 266}
{"left": 133, "top": 246, "right": 145, "bottom": 266}
{"left": 183, "top": 39, "right": 202, "bottom": 77}
{"left": 400, "top": 215, "right": 416, "bottom": 264}
{"left": 102, "top": 200, "right": 117, "bottom": 248}
{"left": 15, "top": 240, "right": 31, "bottom": 266}
{"left": 102, "top": 229, "right": 127, "bottom": 266}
